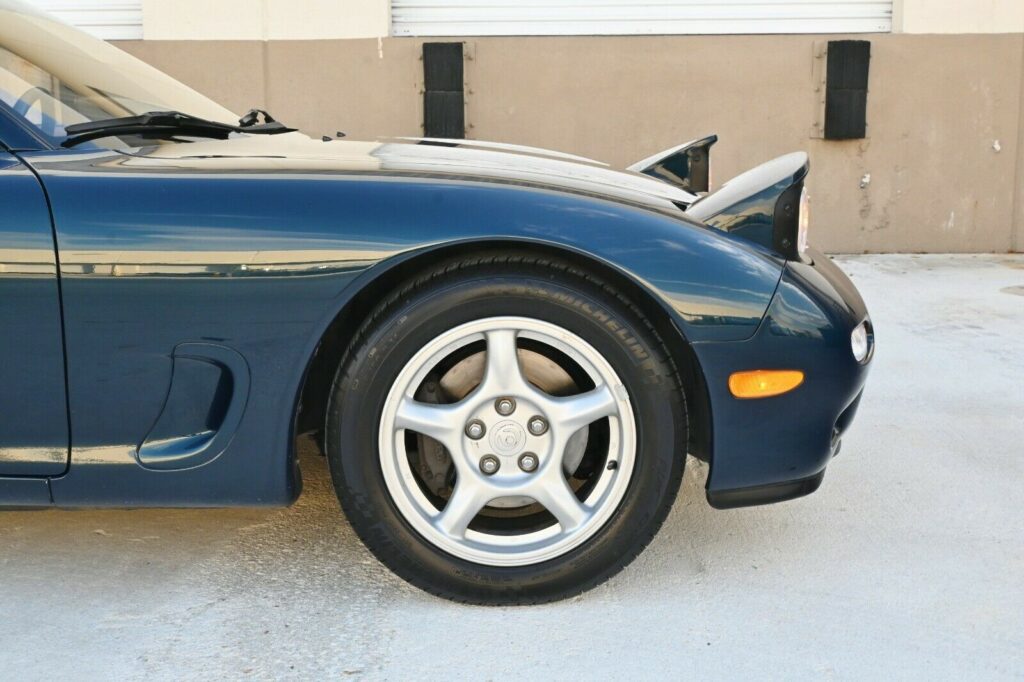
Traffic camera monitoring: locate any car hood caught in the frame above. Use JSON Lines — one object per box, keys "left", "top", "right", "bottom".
{"left": 114, "top": 132, "right": 698, "bottom": 210}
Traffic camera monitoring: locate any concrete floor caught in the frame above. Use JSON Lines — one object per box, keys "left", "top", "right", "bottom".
{"left": 1, "top": 255, "right": 1022, "bottom": 680}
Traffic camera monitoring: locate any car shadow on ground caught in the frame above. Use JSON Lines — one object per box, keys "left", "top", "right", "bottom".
{"left": 0, "top": 434, "right": 801, "bottom": 603}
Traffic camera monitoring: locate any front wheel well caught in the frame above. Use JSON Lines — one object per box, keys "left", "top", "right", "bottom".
{"left": 294, "top": 241, "right": 712, "bottom": 464}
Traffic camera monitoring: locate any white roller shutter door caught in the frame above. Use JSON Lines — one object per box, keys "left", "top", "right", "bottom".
{"left": 392, "top": 0, "right": 892, "bottom": 36}
{"left": 22, "top": 0, "right": 143, "bottom": 40}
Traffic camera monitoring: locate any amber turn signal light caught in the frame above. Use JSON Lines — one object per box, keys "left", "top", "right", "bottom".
{"left": 729, "top": 370, "right": 805, "bottom": 399}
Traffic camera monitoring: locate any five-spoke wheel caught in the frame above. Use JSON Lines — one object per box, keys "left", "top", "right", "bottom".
{"left": 327, "top": 255, "right": 685, "bottom": 604}
{"left": 379, "top": 317, "right": 636, "bottom": 566}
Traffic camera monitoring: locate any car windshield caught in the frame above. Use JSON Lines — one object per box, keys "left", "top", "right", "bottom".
{"left": 0, "top": 0, "right": 238, "bottom": 148}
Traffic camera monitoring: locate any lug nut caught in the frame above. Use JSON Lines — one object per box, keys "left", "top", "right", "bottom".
{"left": 465, "top": 419, "right": 486, "bottom": 440}
{"left": 495, "top": 397, "right": 516, "bottom": 416}
{"left": 518, "top": 453, "right": 539, "bottom": 473}
{"left": 527, "top": 416, "right": 548, "bottom": 436}
{"left": 479, "top": 455, "right": 501, "bottom": 475}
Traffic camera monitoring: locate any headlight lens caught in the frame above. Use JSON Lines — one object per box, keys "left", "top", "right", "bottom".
{"left": 851, "top": 320, "right": 872, "bottom": 363}
{"left": 797, "top": 187, "right": 810, "bottom": 255}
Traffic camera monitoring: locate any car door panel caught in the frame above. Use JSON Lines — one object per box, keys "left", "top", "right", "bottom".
{"left": 0, "top": 151, "right": 68, "bottom": 477}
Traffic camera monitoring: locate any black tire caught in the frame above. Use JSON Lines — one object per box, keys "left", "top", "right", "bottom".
{"left": 325, "top": 253, "right": 686, "bottom": 604}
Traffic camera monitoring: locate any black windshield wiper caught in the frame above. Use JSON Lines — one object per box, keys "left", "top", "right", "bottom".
{"left": 62, "top": 108, "right": 296, "bottom": 148}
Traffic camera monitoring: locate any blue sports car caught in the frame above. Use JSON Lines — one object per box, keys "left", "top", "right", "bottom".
{"left": 0, "top": 0, "right": 872, "bottom": 603}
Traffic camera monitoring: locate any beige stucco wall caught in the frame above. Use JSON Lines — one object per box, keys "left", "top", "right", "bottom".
{"left": 1016, "top": 64, "right": 1024, "bottom": 253}
{"left": 894, "top": 0, "right": 1024, "bottom": 34}
{"left": 120, "top": 34, "right": 1024, "bottom": 253}
{"left": 140, "top": 0, "right": 1024, "bottom": 38}
{"left": 141, "top": 0, "right": 390, "bottom": 40}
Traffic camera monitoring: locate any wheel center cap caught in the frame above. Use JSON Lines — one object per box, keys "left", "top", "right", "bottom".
{"left": 489, "top": 420, "right": 526, "bottom": 455}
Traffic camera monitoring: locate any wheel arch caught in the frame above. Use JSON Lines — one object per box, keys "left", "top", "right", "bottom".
{"left": 294, "top": 238, "right": 713, "bottom": 464}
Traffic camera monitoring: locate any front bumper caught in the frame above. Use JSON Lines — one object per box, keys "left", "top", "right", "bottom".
{"left": 691, "top": 249, "right": 872, "bottom": 509}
